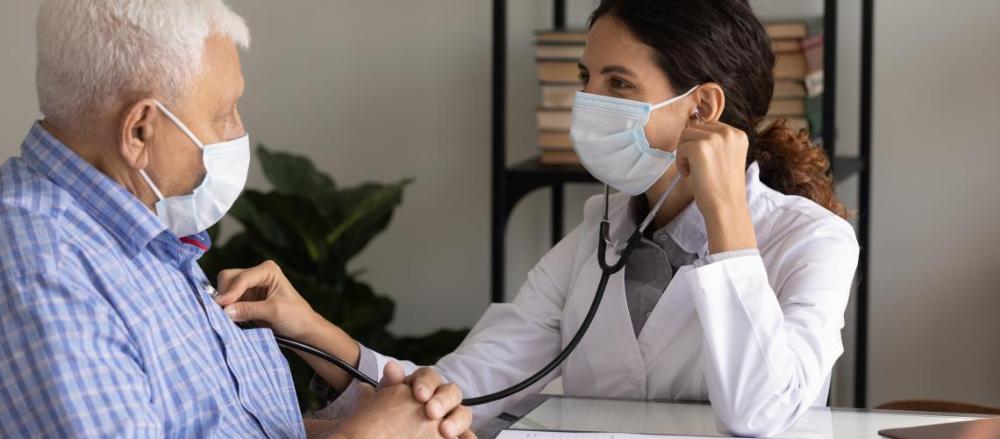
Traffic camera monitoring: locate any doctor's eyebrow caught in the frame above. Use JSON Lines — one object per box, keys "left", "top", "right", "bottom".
{"left": 600, "top": 65, "right": 636, "bottom": 77}
{"left": 579, "top": 62, "right": 638, "bottom": 78}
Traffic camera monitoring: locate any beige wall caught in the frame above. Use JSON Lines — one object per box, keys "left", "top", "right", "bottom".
{"left": 1, "top": 0, "right": 998, "bottom": 409}
{"left": 868, "top": 0, "right": 1000, "bottom": 408}
{"left": 231, "top": 0, "right": 494, "bottom": 338}
{"left": 0, "top": 1, "right": 41, "bottom": 151}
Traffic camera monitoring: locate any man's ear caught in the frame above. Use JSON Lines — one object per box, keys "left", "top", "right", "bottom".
{"left": 118, "top": 99, "right": 160, "bottom": 171}
{"left": 692, "top": 83, "right": 726, "bottom": 122}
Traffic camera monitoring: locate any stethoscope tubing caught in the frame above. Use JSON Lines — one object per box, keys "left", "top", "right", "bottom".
{"left": 273, "top": 227, "right": 635, "bottom": 406}
{"left": 272, "top": 170, "right": 682, "bottom": 407}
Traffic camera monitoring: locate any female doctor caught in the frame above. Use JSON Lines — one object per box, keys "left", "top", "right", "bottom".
{"left": 215, "top": 0, "right": 858, "bottom": 436}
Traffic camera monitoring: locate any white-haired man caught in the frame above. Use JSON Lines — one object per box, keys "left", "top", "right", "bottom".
{"left": 0, "top": 1, "right": 473, "bottom": 438}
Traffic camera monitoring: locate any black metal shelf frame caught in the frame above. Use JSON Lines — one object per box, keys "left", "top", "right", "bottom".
{"left": 490, "top": 0, "right": 872, "bottom": 408}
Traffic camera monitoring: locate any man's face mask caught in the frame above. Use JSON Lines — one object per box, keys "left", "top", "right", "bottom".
{"left": 138, "top": 100, "right": 250, "bottom": 237}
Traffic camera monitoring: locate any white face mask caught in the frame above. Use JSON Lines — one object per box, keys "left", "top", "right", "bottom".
{"left": 138, "top": 100, "right": 250, "bottom": 237}
{"left": 570, "top": 85, "right": 699, "bottom": 195}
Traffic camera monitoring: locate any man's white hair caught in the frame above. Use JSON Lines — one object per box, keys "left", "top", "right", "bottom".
{"left": 36, "top": 0, "right": 250, "bottom": 131}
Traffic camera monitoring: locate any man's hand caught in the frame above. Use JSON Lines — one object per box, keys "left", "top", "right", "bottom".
{"left": 402, "top": 366, "right": 473, "bottom": 437}
{"left": 332, "top": 362, "right": 475, "bottom": 439}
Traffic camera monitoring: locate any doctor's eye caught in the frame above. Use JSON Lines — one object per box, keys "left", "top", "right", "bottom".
{"left": 610, "top": 76, "right": 634, "bottom": 90}
{"left": 578, "top": 71, "right": 590, "bottom": 85}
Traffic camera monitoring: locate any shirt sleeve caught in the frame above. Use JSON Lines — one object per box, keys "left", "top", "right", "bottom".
{"left": 0, "top": 271, "right": 163, "bottom": 438}
{"left": 310, "top": 343, "right": 380, "bottom": 420}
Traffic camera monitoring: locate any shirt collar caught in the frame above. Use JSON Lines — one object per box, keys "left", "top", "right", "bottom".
{"left": 628, "top": 162, "right": 765, "bottom": 258}
{"left": 21, "top": 122, "right": 167, "bottom": 255}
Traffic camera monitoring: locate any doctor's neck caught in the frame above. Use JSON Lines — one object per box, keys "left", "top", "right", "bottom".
{"left": 644, "top": 168, "right": 695, "bottom": 231}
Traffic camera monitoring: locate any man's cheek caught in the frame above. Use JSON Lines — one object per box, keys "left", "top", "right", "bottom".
{"left": 187, "top": 169, "right": 208, "bottom": 193}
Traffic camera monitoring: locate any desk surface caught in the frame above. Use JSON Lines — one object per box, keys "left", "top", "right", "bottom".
{"left": 477, "top": 395, "right": 985, "bottom": 438}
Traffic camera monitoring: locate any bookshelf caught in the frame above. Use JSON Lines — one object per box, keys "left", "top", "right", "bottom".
{"left": 490, "top": 0, "right": 873, "bottom": 408}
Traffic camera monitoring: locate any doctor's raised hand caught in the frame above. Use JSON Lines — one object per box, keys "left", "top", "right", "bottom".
{"left": 673, "top": 89, "right": 758, "bottom": 255}
{"left": 214, "top": 261, "right": 475, "bottom": 439}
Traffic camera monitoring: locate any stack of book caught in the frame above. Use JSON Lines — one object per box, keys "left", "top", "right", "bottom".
{"left": 534, "top": 30, "right": 585, "bottom": 165}
{"left": 765, "top": 18, "right": 824, "bottom": 140}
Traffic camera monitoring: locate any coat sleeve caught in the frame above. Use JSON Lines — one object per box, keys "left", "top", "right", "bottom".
{"left": 676, "top": 215, "right": 859, "bottom": 437}
{"left": 317, "top": 222, "right": 587, "bottom": 427}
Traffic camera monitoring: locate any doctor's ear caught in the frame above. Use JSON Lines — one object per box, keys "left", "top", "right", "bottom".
{"left": 118, "top": 99, "right": 160, "bottom": 171}
{"left": 691, "top": 83, "right": 725, "bottom": 123}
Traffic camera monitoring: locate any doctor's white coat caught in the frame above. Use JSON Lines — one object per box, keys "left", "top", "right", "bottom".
{"left": 331, "top": 163, "right": 859, "bottom": 437}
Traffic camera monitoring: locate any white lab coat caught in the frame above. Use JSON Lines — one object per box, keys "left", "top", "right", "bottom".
{"left": 347, "top": 163, "right": 859, "bottom": 437}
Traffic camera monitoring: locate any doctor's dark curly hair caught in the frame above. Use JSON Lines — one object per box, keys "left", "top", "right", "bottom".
{"left": 591, "top": 0, "right": 848, "bottom": 218}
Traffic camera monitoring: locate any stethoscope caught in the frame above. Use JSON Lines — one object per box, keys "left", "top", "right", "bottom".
{"left": 231, "top": 170, "right": 684, "bottom": 407}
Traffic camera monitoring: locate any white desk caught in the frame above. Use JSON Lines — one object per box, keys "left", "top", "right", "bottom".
{"left": 477, "top": 396, "right": 985, "bottom": 438}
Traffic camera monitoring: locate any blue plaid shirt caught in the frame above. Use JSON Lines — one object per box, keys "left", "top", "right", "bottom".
{"left": 0, "top": 123, "right": 304, "bottom": 438}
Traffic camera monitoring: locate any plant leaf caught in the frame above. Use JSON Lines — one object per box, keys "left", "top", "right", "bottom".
{"left": 229, "top": 190, "right": 331, "bottom": 269}
{"left": 326, "top": 178, "right": 413, "bottom": 261}
{"left": 257, "top": 144, "right": 337, "bottom": 202}
{"left": 331, "top": 278, "right": 395, "bottom": 336}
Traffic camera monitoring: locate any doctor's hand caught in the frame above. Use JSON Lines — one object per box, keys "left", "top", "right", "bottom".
{"left": 675, "top": 120, "right": 757, "bottom": 254}
{"left": 332, "top": 362, "right": 475, "bottom": 439}
{"left": 214, "top": 260, "right": 323, "bottom": 340}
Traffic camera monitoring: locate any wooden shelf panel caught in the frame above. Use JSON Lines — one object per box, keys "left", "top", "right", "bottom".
{"left": 505, "top": 156, "right": 863, "bottom": 187}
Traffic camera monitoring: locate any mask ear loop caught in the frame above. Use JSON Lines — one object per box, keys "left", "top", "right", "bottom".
{"left": 138, "top": 170, "right": 166, "bottom": 201}
{"left": 139, "top": 100, "right": 207, "bottom": 203}
{"left": 152, "top": 100, "right": 205, "bottom": 150}
{"left": 650, "top": 84, "right": 700, "bottom": 111}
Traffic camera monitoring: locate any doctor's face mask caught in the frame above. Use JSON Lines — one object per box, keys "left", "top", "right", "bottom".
{"left": 569, "top": 14, "right": 701, "bottom": 196}
{"left": 571, "top": 86, "right": 698, "bottom": 195}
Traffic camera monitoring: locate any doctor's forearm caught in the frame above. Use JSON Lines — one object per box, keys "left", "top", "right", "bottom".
{"left": 295, "top": 317, "right": 362, "bottom": 392}
{"left": 703, "top": 200, "right": 757, "bottom": 254}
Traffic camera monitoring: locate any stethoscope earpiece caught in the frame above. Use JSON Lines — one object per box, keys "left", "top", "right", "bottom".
{"left": 691, "top": 109, "right": 704, "bottom": 123}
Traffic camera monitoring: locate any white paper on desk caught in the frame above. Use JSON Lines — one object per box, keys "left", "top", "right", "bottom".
{"left": 497, "top": 431, "right": 716, "bottom": 439}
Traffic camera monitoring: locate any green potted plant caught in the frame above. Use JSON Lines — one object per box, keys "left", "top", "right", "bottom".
{"left": 200, "top": 144, "right": 468, "bottom": 410}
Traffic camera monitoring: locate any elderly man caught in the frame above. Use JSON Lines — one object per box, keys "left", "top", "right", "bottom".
{"left": 0, "top": 1, "right": 472, "bottom": 438}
